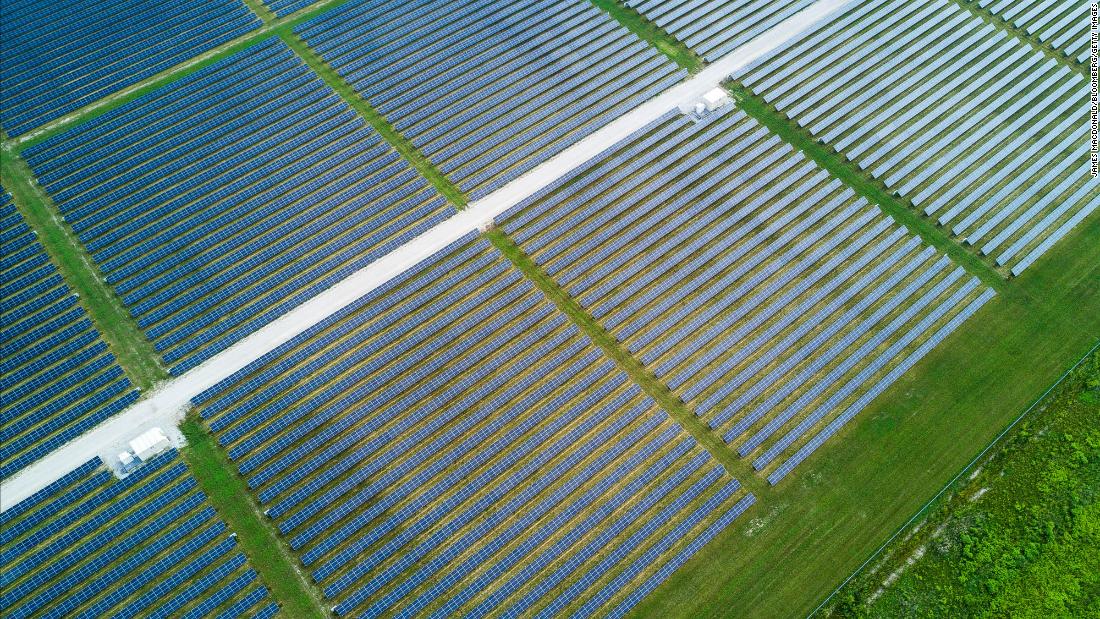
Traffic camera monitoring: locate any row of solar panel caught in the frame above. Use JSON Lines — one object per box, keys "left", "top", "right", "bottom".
{"left": 500, "top": 105, "right": 993, "bottom": 483}
{"left": 289, "top": 345, "right": 613, "bottom": 562}
{"left": 0, "top": 0, "right": 258, "bottom": 136}
{"left": 21, "top": 38, "right": 456, "bottom": 375}
{"left": 264, "top": 308, "right": 572, "bottom": 530}
{"left": 348, "top": 426, "right": 693, "bottom": 615}
{"left": 192, "top": 233, "right": 489, "bottom": 416}
{"left": 263, "top": 0, "right": 315, "bottom": 18}
{"left": 0, "top": 195, "right": 140, "bottom": 480}
{"left": 432, "top": 447, "right": 721, "bottom": 618}
{"left": 625, "top": 0, "right": 818, "bottom": 61}
{"left": 732, "top": 0, "right": 1099, "bottom": 275}
{"left": 260, "top": 309, "right": 570, "bottom": 514}
{"left": 194, "top": 236, "right": 753, "bottom": 616}
{"left": 0, "top": 451, "right": 278, "bottom": 618}
{"left": 297, "top": 0, "right": 687, "bottom": 198}
{"left": 978, "top": 0, "right": 1092, "bottom": 63}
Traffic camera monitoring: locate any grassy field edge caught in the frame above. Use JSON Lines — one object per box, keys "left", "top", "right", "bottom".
{"left": 834, "top": 347, "right": 1099, "bottom": 616}
{"left": 814, "top": 339, "right": 1100, "bottom": 616}
{"left": 180, "top": 416, "right": 329, "bottom": 619}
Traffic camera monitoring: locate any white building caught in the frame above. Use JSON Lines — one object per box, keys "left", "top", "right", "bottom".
{"left": 129, "top": 427, "right": 171, "bottom": 461}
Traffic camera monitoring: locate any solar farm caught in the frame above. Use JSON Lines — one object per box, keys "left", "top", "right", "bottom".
{"left": 500, "top": 106, "right": 994, "bottom": 484}
{"left": 0, "top": 0, "right": 1097, "bottom": 618}
{"left": 297, "top": 0, "right": 686, "bottom": 198}
{"left": 1, "top": 191, "right": 139, "bottom": 480}
{"left": 976, "top": 0, "right": 1094, "bottom": 64}
{"left": 732, "top": 0, "right": 1099, "bottom": 276}
{"left": 1, "top": 451, "right": 278, "bottom": 618}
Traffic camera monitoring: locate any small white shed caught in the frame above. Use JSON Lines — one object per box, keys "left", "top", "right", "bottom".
{"left": 130, "top": 427, "right": 171, "bottom": 461}
{"left": 702, "top": 88, "right": 730, "bottom": 111}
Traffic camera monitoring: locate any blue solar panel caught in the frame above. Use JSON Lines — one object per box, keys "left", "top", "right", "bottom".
{"left": 500, "top": 104, "right": 993, "bottom": 483}
{"left": 296, "top": 0, "right": 686, "bottom": 196}
{"left": 625, "top": 0, "right": 818, "bottom": 61}
{"left": 0, "top": 191, "right": 139, "bottom": 479}
{"left": 979, "top": 0, "right": 1092, "bottom": 63}
{"left": 732, "top": 0, "right": 1098, "bottom": 275}
{"left": 0, "top": 451, "right": 275, "bottom": 618}
{"left": 263, "top": 0, "right": 315, "bottom": 17}
{"left": 0, "top": 0, "right": 260, "bottom": 136}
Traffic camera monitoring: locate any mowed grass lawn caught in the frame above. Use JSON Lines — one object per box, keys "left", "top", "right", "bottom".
{"left": 631, "top": 209, "right": 1100, "bottom": 618}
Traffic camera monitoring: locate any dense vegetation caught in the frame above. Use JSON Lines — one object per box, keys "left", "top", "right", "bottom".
{"left": 829, "top": 350, "right": 1100, "bottom": 618}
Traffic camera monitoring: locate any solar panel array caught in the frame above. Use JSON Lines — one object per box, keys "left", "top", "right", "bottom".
{"left": 0, "top": 0, "right": 259, "bottom": 138}
{"left": 0, "top": 451, "right": 278, "bottom": 618}
{"left": 978, "top": 0, "right": 1093, "bottom": 64}
{"left": 264, "top": 0, "right": 315, "bottom": 18}
{"left": 194, "top": 235, "right": 754, "bottom": 616}
{"left": 732, "top": 0, "right": 1099, "bottom": 276}
{"left": 501, "top": 106, "right": 994, "bottom": 484}
{"left": 624, "top": 0, "right": 818, "bottom": 62}
{"left": 1, "top": 193, "right": 139, "bottom": 480}
{"left": 21, "top": 38, "right": 456, "bottom": 375}
{"left": 295, "top": 0, "right": 687, "bottom": 199}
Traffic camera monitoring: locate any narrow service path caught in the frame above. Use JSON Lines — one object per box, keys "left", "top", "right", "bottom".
{"left": 1, "top": 0, "right": 857, "bottom": 511}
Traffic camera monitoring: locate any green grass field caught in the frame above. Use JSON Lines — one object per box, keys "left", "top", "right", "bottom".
{"left": 832, "top": 349, "right": 1098, "bottom": 617}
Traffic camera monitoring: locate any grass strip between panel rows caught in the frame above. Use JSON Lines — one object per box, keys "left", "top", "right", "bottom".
{"left": 0, "top": 150, "right": 167, "bottom": 391}
{"left": 725, "top": 82, "right": 1008, "bottom": 293}
{"left": 279, "top": 30, "right": 469, "bottom": 208}
{"left": 241, "top": 0, "right": 278, "bottom": 24}
{"left": 952, "top": 0, "right": 1090, "bottom": 77}
{"left": 485, "top": 228, "right": 770, "bottom": 498}
{"left": 589, "top": 0, "right": 705, "bottom": 74}
{"left": 181, "top": 416, "right": 330, "bottom": 619}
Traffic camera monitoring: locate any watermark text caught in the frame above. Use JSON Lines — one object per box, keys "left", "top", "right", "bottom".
{"left": 1091, "top": 3, "right": 1098, "bottom": 175}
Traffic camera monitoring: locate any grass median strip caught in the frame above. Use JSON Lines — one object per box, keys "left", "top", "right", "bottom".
{"left": 589, "top": 0, "right": 704, "bottom": 73}
{"left": 180, "top": 415, "right": 329, "bottom": 619}
{"left": 240, "top": 0, "right": 277, "bottom": 24}
{"left": 0, "top": 150, "right": 166, "bottom": 391}
{"left": 485, "top": 227, "right": 768, "bottom": 497}
{"left": 726, "top": 81, "right": 1007, "bottom": 293}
